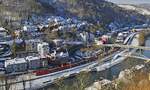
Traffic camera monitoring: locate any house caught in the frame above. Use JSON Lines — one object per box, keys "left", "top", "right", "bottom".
{"left": 122, "top": 32, "right": 129, "bottom": 37}
{"left": 13, "top": 58, "right": 27, "bottom": 72}
{"left": 30, "top": 32, "right": 45, "bottom": 39}
{"left": 53, "top": 39, "right": 64, "bottom": 46}
{"left": 80, "top": 32, "right": 88, "bottom": 43}
{"left": 14, "top": 30, "right": 22, "bottom": 38}
{"left": 101, "top": 35, "right": 109, "bottom": 43}
{"left": 79, "top": 32, "right": 95, "bottom": 44}
{"left": 0, "top": 27, "right": 7, "bottom": 36}
{"left": 5, "top": 59, "right": 14, "bottom": 73}
{"left": 49, "top": 48, "right": 69, "bottom": 64}
{"left": 55, "top": 48, "right": 69, "bottom": 60}
{"left": 106, "top": 33, "right": 113, "bottom": 38}
{"left": 87, "top": 33, "right": 95, "bottom": 43}
{"left": 37, "top": 42, "right": 49, "bottom": 58}
{"left": 23, "top": 25, "right": 38, "bottom": 32}
{"left": 5, "top": 58, "right": 27, "bottom": 73}
{"left": 95, "top": 31, "right": 102, "bottom": 37}
{"left": 95, "top": 39, "right": 106, "bottom": 45}
{"left": 116, "top": 33, "right": 124, "bottom": 43}
{"left": 0, "top": 60, "right": 5, "bottom": 71}
{"left": 26, "top": 56, "right": 41, "bottom": 70}
{"left": 25, "top": 39, "right": 42, "bottom": 52}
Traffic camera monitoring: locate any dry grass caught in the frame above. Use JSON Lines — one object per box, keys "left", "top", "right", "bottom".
{"left": 122, "top": 71, "right": 150, "bottom": 90}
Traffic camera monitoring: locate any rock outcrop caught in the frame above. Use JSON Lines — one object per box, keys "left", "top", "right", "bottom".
{"left": 86, "top": 64, "right": 146, "bottom": 90}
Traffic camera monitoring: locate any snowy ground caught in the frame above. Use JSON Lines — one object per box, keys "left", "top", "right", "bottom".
{"left": 119, "top": 4, "right": 150, "bottom": 15}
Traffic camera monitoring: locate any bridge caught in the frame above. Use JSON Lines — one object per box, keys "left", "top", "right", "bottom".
{"left": 99, "top": 44, "right": 150, "bottom": 51}
{"left": 119, "top": 52, "right": 150, "bottom": 62}
{"left": 97, "top": 43, "right": 150, "bottom": 62}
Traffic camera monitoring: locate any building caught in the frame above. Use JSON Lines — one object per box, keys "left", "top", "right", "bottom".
{"left": 53, "top": 39, "right": 64, "bottom": 46}
{"left": 37, "top": 42, "right": 49, "bottom": 58}
{"left": 0, "top": 27, "right": 7, "bottom": 36}
{"left": 0, "top": 60, "right": 5, "bottom": 72}
{"left": 116, "top": 33, "right": 124, "bottom": 43}
{"left": 25, "top": 39, "right": 42, "bottom": 52}
{"left": 14, "top": 30, "right": 22, "bottom": 38}
{"left": 101, "top": 35, "right": 109, "bottom": 44}
{"left": 5, "top": 58, "right": 27, "bottom": 73}
{"left": 5, "top": 59, "right": 14, "bottom": 73}
{"left": 80, "top": 32, "right": 95, "bottom": 44}
{"left": 26, "top": 56, "right": 41, "bottom": 70}
{"left": 50, "top": 48, "right": 69, "bottom": 64}
{"left": 13, "top": 58, "right": 27, "bottom": 72}
{"left": 80, "top": 32, "right": 88, "bottom": 43}
{"left": 23, "top": 25, "right": 38, "bottom": 32}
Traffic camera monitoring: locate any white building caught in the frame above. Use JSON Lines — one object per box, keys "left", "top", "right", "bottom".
{"left": 116, "top": 33, "right": 124, "bottom": 43}
{"left": 26, "top": 56, "right": 41, "bottom": 70}
{"left": 5, "top": 60, "right": 14, "bottom": 73}
{"left": 0, "top": 27, "right": 7, "bottom": 36}
{"left": 37, "top": 42, "right": 49, "bottom": 58}
{"left": 5, "top": 58, "right": 27, "bottom": 73}
{"left": 56, "top": 49, "right": 69, "bottom": 59}
{"left": 53, "top": 39, "right": 64, "bottom": 46}
{"left": 80, "top": 32, "right": 88, "bottom": 43}
{"left": 80, "top": 32, "right": 95, "bottom": 43}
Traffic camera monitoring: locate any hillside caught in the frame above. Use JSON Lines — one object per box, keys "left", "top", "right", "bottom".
{"left": 38, "top": 0, "right": 150, "bottom": 28}
{"left": 0, "top": 0, "right": 43, "bottom": 28}
{"left": 0, "top": 0, "right": 150, "bottom": 30}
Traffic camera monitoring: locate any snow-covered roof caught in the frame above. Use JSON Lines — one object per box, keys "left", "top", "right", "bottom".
{"left": 0, "top": 39, "right": 23, "bottom": 45}
{"left": 0, "top": 27, "right": 6, "bottom": 31}
{"left": 26, "top": 56, "right": 40, "bottom": 61}
{"left": 5, "top": 58, "right": 26, "bottom": 66}
{"left": 25, "top": 39, "right": 42, "bottom": 43}
{"left": 14, "top": 58, "right": 27, "bottom": 64}
{"left": 5, "top": 59, "right": 15, "bottom": 67}
{"left": 23, "top": 25, "right": 38, "bottom": 32}
{"left": 53, "top": 39, "right": 64, "bottom": 43}
{"left": 38, "top": 42, "right": 49, "bottom": 46}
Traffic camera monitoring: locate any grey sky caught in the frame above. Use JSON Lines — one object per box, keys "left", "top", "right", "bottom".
{"left": 106, "top": 0, "right": 150, "bottom": 4}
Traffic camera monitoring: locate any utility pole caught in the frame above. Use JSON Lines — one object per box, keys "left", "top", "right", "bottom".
{"left": 22, "top": 79, "right": 26, "bottom": 90}
{"left": 5, "top": 76, "right": 9, "bottom": 90}
{"left": 29, "top": 74, "right": 32, "bottom": 89}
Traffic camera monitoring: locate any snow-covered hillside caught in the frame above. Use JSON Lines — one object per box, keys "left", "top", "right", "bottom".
{"left": 119, "top": 4, "right": 150, "bottom": 15}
